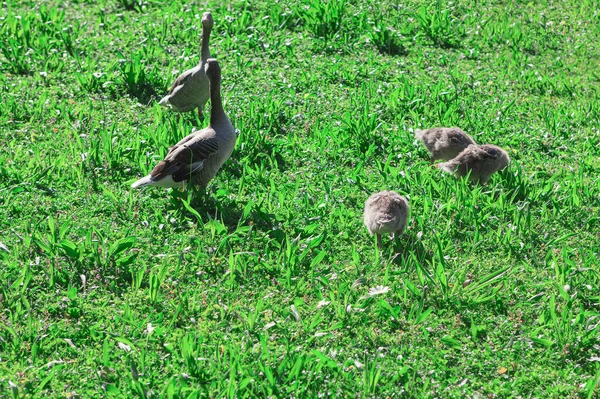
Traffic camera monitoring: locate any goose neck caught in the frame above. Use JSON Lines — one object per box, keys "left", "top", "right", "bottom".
{"left": 200, "top": 25, "right": 212, "bottom": 61}
{"left": 210, "top": 81, "right": 224, "bottom": 123}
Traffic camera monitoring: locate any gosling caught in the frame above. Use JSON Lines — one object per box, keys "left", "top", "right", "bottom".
{"left": 415, "top": 127, "right": 476, "bottom": 164}
{"left": 437, "top": 144, "right": 510, "bottom": 184}
{"left": 364, "top": 191, "right": 410, "bottom": 247}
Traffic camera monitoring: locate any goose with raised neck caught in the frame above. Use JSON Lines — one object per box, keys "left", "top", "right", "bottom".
{"left": 158, "top": 12, "right": 214, "bottom": 118}
{"left": 132, "top": 58, "right": 236, "bottom": 189}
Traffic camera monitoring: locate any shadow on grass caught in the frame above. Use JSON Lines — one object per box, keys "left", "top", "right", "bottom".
{"left": 166, "top": 187, "right": 281, "bottom": 235}
{"left": 389, "top": 231, "right": 435, "bottom": 272}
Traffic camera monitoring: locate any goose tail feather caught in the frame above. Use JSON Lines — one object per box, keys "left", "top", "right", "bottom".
{"left": 131, "top": 175, "right": 154, "bottom": 189}
{"left": 158, "top": 96, "right": 170, "bottom": 107}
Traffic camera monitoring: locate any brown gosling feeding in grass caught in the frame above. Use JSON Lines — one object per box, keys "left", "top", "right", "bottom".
{"left": 363, "top": 191, "right": 410, "bottom": 247}
{"left": 132, "top": 59, "right": 235, "bottom": 189}
{"left": 158, "top": 12, "right": 214, "bottom": 119}
{"left": 415, "top": 127, "right": 476, "bottom": 164}
{"left": 437, "top": 144, "right": 511, "bottom": 184}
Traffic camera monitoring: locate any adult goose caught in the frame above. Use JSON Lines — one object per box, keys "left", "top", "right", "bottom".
{"left": 364, "top": 191, "right": 410, "bottom": 247}
{"left": 415, "top": 127, "right": 476, "bottom": 164}
{"left": 132, "top": 58, "right": 236, "bottom": 189}
{"left": 437, "top": 144, "right": 510, "bottom": 184}
{"left": 158, "top": 12, "right": 214, "bottom": 118}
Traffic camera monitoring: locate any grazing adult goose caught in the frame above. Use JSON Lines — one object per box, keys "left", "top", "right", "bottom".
{"left": 437, "top": 144, "right": 510, "bottom": 184}
{"left": 364, "top": 191, "right": 410, "bottom": 247}
{"left": 158, "top": 12, "right": 214, "bottom": 118}
{"left": 415, "top": 127, "right": 476, "bottom": 163}
{"left": 132, "top": 58, "right": 236, "bottom": 189}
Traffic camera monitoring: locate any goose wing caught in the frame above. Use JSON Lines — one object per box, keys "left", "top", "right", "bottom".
{"left": 151, "top": 135, "right": 220, "bottom": 183}
{"left": 166, "top": 66, "right": 198, "bottom": 94}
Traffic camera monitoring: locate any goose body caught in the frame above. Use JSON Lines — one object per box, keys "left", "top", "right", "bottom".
{"left": 364, "top": 191, "right": 410, "bottom": 245}
{"left": 158, "top": 12, "right": 214, "bottom": 117}
{"left": 415, "top": 127, "right": 476, "bottom": 163}
{"left": 132, "top": 58, "right": 235, "bottom": 189}
{"left": 437, "top": 144, "right": 510, "bottom": 184}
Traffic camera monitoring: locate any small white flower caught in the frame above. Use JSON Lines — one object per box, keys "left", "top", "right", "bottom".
{"left": 368, "top": 285, "right": 390, "bottom": 297}
{"left": 146, "top": 323, "right": 155, "bottom": 335}
{"left": 317, "top": 300, "right": 330, "bottom": 309}
{"left": 117, "top": 342, "right": 131, "bottom": 352}
{"left": 354, "top": 360, "right": 364, "bottom": 369}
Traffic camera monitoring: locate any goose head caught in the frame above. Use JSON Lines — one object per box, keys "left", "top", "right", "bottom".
{"left": 200, "top": 13, "right": 214, "bottom": 61}
{"left": 202, "top": 12, "right": 214, "bottom": 28}
{"left": 205, "top": 58, "right": 221, "bottom": 87}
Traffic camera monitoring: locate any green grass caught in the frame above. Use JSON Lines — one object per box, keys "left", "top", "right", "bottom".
{"left": 1, "top": 0, "right": 600, "bottom": 397}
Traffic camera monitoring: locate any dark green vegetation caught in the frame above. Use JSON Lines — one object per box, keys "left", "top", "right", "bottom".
{"left": 1, "top": 0, "right": 600, "bottom": 397}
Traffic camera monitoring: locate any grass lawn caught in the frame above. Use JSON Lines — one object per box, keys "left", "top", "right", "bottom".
{"left": 1, "top": 0, "right": 599, "bottom": 397}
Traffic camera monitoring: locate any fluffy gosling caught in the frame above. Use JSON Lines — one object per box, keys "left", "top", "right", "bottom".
{"left": 437, "top": 144, "right": 510, "bottom": 184}
{"left": 415, "top": 127, "right": 476, "bottom": 164}
{"left": 364, "top": 191, "right": 410, "bottom": 247}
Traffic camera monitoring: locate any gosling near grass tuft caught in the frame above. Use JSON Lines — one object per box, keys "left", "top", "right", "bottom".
{"left": 158, "top": 12, "right": 214, "bottom": 119}
{"left": 132, "top": 59, "right": 235, "bottom": 189}
{"left": 415, "top": 127, "right": 476, "bottom": 164}
{"left": 363, "top": 191, "right": 410, "bottom": 247}
{"left": 437, "top": 144, "right": 510, "bottom": 184}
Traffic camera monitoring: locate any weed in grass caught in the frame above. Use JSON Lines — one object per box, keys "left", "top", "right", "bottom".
{"left": 300, "top": 0, "right": 346, "bottom": 41}
{"left": 368, "top": 24, "right": 407, "bottom": 56}
{"left": 118, "top": 0, "right": 146, "bottom": 13}
{"left": 414, "top": 4, "right": 465, "bottom": 49}
{"left": 117, "top": 52, "right": 163, "bottom": 104}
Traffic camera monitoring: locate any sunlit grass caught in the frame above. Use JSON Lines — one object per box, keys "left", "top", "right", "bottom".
{"left": 1, "top": 0, "right": 599, "bottom": 398}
